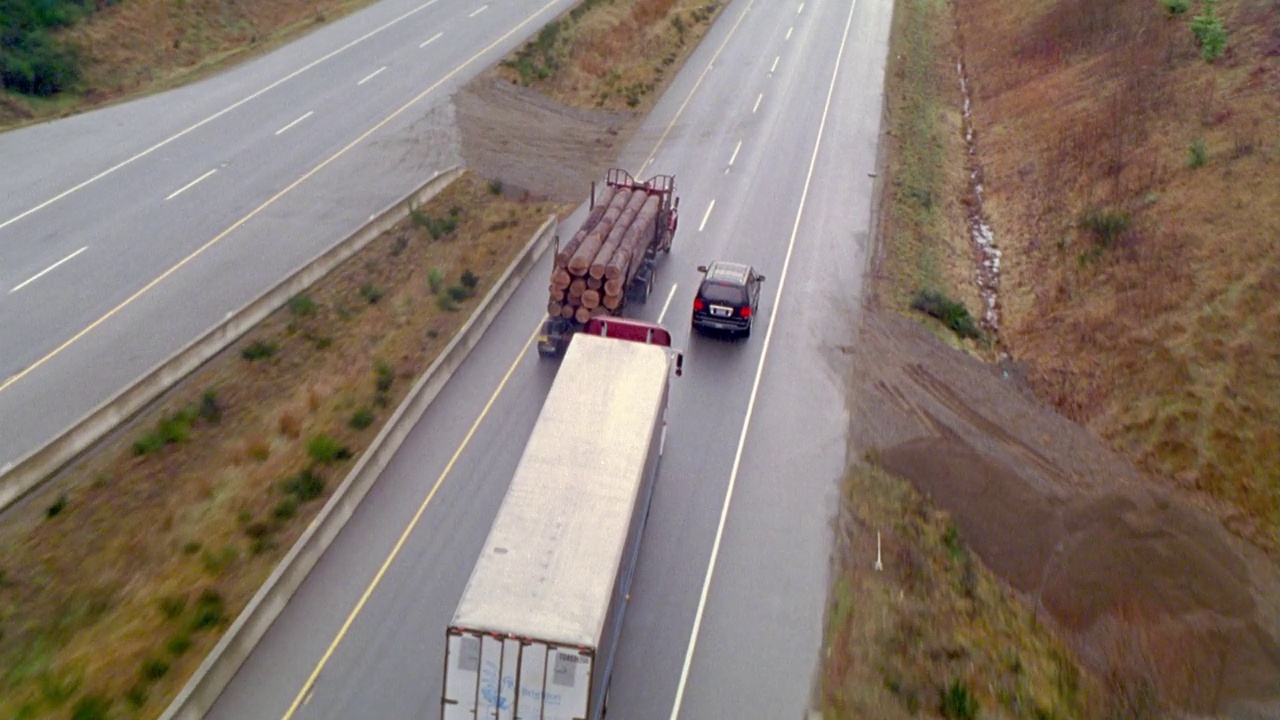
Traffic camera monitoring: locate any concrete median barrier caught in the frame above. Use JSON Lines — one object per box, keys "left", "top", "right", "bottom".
{"left": 0, "top": 166, "right": 463, "bottom": 513}
{"left": 158, "top": 213, "right": 557, "bottom": 720}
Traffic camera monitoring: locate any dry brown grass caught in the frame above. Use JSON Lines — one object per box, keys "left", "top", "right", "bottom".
{"left": 950, "top": 0, "right": 1280, "bottom": 549}
{"left": 0, "top": 172, "right": 569, "bottom": 719}
{"left": 0, "top": 0, "right": 376, "bottom": 128}
{"left": 493, "top": 0, "right": 728, "bottom": 112}
{"left": 871, "top": 0, "right": 984, "bottom": 351}
{"left": 824, "top": 464, "right": 1099, "bottom": 719}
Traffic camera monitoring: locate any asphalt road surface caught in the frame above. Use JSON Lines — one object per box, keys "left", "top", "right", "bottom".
{"left": 201, "top": 0, "right": 893, "bottom": 717}
{"left": 0, "top": 0, "right": 584, "bottom": 470}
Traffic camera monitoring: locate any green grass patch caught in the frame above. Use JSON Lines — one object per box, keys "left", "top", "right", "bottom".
{"left": 288, "top": 293, "right": 318, "bottom": 316}
{"left": 427, "top": 267, "right": 445, "bottom": 294}
{"left": 359, "top": 282, "right": 385, "bottom": 304}
{"left": 306, "top": 434, "right": 352, "bottom": 464}
{"left": 1187, "top": 138, "right": 1208, "bottom": 168}
{"left": 189, "top": 589, "right": 228, "bottom": 632}
{"left": 132, "top": 403, "right": 203, "bottom": 455}
{"left": 139, "top": 657, "right": 169, "bottom": 681}
{"left": 165, "top": 634, "right": 191, "bottom": 657}
{"left": 240, "top": 339, "right": 278, "bottom": 361}
{"left": 1079, "top": 206, "right": 1130, "bottom": 247}
{"left": 911, "top": 290, "right": 981, "bottom": 340}
{"left": 282, "top": 469, "right": 325, "bottom": 503}
{"left": 411, "top": 207, "right": 461, "bottom": 240}
{"left": 374, "top": 359, "right": 394, "bottom": 393}
{"left": 70, "top": 695, "right": 110, "bottom": 720}
{"left": 349, "top": 407, "right": 375, "bottom": 430}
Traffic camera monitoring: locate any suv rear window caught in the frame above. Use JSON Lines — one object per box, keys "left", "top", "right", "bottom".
{"left": 699, "top": 281, "right": 746, "bottom": 305}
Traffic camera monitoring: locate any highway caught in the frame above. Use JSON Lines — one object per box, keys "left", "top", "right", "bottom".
{"left": 0, "top": 0, "right": 583, "bottom": 470}
{"left": 204, "top": 0, "right": 892, "bottom": 718}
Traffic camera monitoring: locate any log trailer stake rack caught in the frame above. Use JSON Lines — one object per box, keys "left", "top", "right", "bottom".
{"left": 538, "top": 168, "right": 679, "bottom": 359}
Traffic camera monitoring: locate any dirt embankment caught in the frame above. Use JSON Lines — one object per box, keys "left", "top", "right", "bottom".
{"left": 837, "top": 0, "right": 1280, "bottom": 715}
{"left": 845, "top": 311, "right": 1280, "bottom": 717}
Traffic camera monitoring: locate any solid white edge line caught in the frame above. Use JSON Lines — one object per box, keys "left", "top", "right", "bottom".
{"left": 164, "top": 169, "right": 217, "bottom": 201}
{"left": 657, "top": 283, "right": 678, "bottom": 325}
{"left": 0, "top": 0, "right": 444, "bottom": 235}
{"left": 274, "top": 111, "right": 314, "bottom": 136}
{"left": 469, "top": 4, "right": 488, "bottom": 17}
{"left": 698, "top": 200, "right": 716, "bottom": 232}
{"left": 666, "top": 0, "right": 860, "bottom": 715}
{"left": 420, "top": 31, "right": 443, "bottom": 48}
{"left": 753, "top": 93, "right": 763, "bottom": 113}
{"left": 10, "top": 246, "right": 88, "bottom": 293}
{"left": 357, "top": 66, "right": 387, "bottom": 85}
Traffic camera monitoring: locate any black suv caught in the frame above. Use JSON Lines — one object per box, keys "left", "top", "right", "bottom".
{"left": 691, "top": 261, "right": 765, "bottom": 338}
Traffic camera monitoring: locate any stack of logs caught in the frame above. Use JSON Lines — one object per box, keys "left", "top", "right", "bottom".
{"left": 548, "top": 185, "right": 662, "bottom": 324}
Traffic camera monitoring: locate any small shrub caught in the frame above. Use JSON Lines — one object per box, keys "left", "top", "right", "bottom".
{"left": 942, "top": 522, "right": 964, "bottom": 562}
{"left": 409, "top": 208, "right": 432, "bottom": 228}
{"left": 910, "top": 290, "right": 981, "bottom": 340}
{"left": 1159, "top": 0, "right": 1189, "bottom": 14}
{"left": 436, "top": 294, "right": 460, "bottom": 312}
{"left": 181, "top": 541, "right": 202, "bottom": 555}
{"left": 1188, "top": 138, "right": 1208, "bottom": 168}
{"left": 360, "top": 283, "right": 385, "bottom": 304}
{"left": 242, "top": 521, "right": 271, "bottom": 540}
{"left": 200, "top": 546, "right": 238, "bottom": 575}
{"left": 460, "top": 269, "right": 479, "bottom": 290}
{"left": 158, "top": 595, "right": 187, "bottom": 620}
{"left": 166, "top": 634, "right": 191, "bottom": 656}
{"left": 46, "top": 494, "right": 67, "bottom": 518}
{"left": 140, "top": 658, "right": 170, "bottom": 681}
{"left": 487, "top": 179, "right": 504, "bottom": 195}
{"left": 190, "top": 590, "right": 227, "bottom": 632}
{"left": 241, "top": 339, "right": 278, "bottom": 361}
{"left": 428, "top": 267, "right": 445, "bottom": 294}
{"left": 199, "top": 390, "right": 222, "bottom": 424}
{"left": 374, "top": 360, "right": 394, "bottom": 393}
{"left": 125, "top": 682, "right": 148, "bottom": 708}
{"left": 446, "top": 285, "right": 472, "bottom": 302}
{"left": 391, "top": 234, "right": 409, "bottom": 257}
{"left": 307, "top": 434, "right": 352, "bottom": 464}
{"left": 273, "top": 497, "right": 299, "bottom": 521}
{"left": 1190, "top": 0, "right": 1227, "bottom": 61}
{"left": 39, "top": 670, "right": 79, "bottom": 704}
{"left": 941, "top": 680, "right": 978, "bottom": 719}
{"left": 70, "top": 696, "right": 110, "bottom": 720}
{"left": 288, "top": 294, "right": 317, "bottom": 316}
{"left": 282, "top": 469, "right": 325, "bottom": 502}
{"left": 1079, "top": 207, "right": 1130, "bottom": 247}
{"left": 350, "top": 408, "right": 375, "bottom": 430}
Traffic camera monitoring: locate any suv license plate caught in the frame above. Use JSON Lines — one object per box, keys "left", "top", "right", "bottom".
{"left": 710, "top": 305, "right": 733, "bottom": 317}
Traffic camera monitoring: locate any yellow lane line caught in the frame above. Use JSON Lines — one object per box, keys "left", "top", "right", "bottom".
{"left": 280, "top": 324, "right": 540, "bottom": 719}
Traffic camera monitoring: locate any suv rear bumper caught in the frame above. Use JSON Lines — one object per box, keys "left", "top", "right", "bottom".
{"left": 692, "top": 313, "right": 749, "bottom": 333}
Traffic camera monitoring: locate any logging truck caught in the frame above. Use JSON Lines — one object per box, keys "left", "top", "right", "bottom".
{"left": 538, "top": 168, "right": 680, "bottom": 359}
{"left": 441, "top": 318, "right": 683, "bottom": 720}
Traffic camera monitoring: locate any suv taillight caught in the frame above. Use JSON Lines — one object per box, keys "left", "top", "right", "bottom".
{"left": 739, "top": 305, "right": 751, "bottom": 318}
{"left": 693, "top": 298, "right": 704, "bottom": 311}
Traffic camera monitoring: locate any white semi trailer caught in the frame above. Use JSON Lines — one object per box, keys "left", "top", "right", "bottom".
{"left": 441, "top": 317, "right": 683, "bottom": 720}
